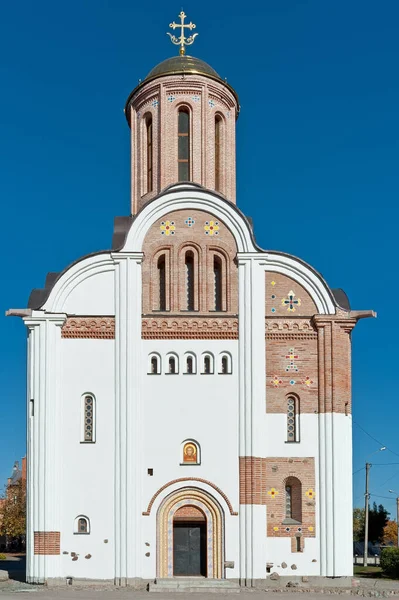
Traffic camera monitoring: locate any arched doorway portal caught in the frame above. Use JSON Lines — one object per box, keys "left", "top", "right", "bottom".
{"left": 157, "top": 487, "right": 224, "bottom": 578}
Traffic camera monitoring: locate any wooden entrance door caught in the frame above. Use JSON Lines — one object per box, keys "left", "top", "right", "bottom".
{"left": 173, "top": 522, "right": 207, "bottom": 576}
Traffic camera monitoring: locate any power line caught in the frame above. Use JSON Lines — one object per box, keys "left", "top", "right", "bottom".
{"left": 370, "top": 494, "right": 396, "bottom": 501}
{"left": 353, "top": 421, "right": 399, "bottom": 458}
{"left": 353, "top": 467, "right": 365, "bottom": 475}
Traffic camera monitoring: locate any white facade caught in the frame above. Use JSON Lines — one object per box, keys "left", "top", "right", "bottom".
{"left": 9, "top": 45, "right": 374, "bottom": 586}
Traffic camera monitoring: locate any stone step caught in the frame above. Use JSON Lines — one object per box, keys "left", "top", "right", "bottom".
{"left": 149, "top": 578, "right": 240, "bottom": 593}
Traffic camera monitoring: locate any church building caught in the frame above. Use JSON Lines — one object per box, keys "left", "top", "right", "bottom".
{"left": 8, "top": 13, "right": 375, "bottom": 588}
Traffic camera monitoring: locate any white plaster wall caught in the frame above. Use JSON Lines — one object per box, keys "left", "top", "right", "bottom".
{"left": 59, "top": 339, "right": 115, "bottom": 581}
{"left": 266, "top": 537, "right": 320, "bottom": 576}
{"left": 331, "top": 413, "right": 353, "bottom": 576}
{"left": 263, "top": 414, "right": 320, "bottom": 458}
{"left": 59, "top": 269, "right": 115, "bottom": 315}
{"left": 140, "top": 339, "right": 240, "bottom": 580}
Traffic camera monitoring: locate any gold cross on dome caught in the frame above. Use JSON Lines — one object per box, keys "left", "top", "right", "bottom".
{"left": 167, "top": 11, "right": 198, "bottom": 56}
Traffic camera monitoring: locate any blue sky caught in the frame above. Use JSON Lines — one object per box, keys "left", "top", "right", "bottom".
{"left": 1, "top": 0, "right": 398, "bottom": 515}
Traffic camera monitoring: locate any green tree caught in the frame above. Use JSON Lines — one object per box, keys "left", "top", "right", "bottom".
{"left": 353, "top": 507, "right": 365, "bottom": 541}
{"left": 383, "top": 520, "right": 398, "bottom": 546}
{"left": 0, "top": 480, "right": 26, "bottom": 541}
{"left": 368, "top": 502, "right": 389, "bottom": 543}
{"left": 353, "top": 503, "right": 390, "bottom": 544}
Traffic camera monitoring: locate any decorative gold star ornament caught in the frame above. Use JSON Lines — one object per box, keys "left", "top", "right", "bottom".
{"left": 167, "top": 11, "right": 198, "bottom": 56}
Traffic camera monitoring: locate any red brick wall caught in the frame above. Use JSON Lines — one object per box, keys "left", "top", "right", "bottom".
{"left": 266, "top": 273, "right": 317, "bottom": 317}
{"left": 142, "top": 209, "right": 238, "bottom": 315}
{"left": 239, "top": 457, "right": 316, "bottom": 539}
{"left": 174, "top": 505, "right": 206, "bottom": 520}
{"left": 266, "top": 335, "right": 318, "bottom": 414}
{"left": 34, "top": 531, "right": 60, "bottom": 555}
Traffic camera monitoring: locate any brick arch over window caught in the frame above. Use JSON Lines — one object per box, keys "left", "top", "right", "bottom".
{"left": 150, "top": 248, "right": 171, "bottom": 312}
{"left": 214, "top": 113, "right": 225, "bottom": 194}
{"left": 141, "top": 209, "right": 238, "bottom": 315}
{"left": 209, "top": 247, "right": 230, "bottom": 312}
{"left": 177, "top": 105, "right": 192, "bottom": 182}
{"left": 142, "top": 477, "right": 239, "bottom": 516}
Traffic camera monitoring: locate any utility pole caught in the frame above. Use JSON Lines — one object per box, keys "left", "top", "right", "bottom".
{"left": 388, "top": 490, "right": 399, "bottom": 547}
{"left": 397, "top": 497, "right": 399, "bottom": 548}
{"left": 363, "top": 463, "right": 371, "bottom": 567}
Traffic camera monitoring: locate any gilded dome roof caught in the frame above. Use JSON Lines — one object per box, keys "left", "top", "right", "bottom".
{"left": 145, "top": 55, "right": 221, "bottom": 81}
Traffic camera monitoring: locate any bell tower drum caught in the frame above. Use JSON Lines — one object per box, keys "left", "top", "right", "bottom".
{"left": 124, "top": 12, "right": 240, "bottom": 215}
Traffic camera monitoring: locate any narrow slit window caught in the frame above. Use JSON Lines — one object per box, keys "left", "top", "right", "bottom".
{"left": 285, "top": 485, "right": 292, "bottom": 518}
{"left": 204, "top": 356, "right": 211, "bottom": 374}
{"left": 146, "top": 115, "right": 153, "bottom": 192}
{"left": 83, "top": 395, "right": 95, "bottom": 443}
{"left": 151, "top": 356, "right": 158, "bottom": 374}
{"left": 78, "top": 518, "right": 88, "bottom": 534}
{"left": 215, "top": 116, "right": 222, "bottom": 192}
{"left": 169, "top": 357, "right": 176, "bottom": 374}
{"left": 296, "top": 536, "right": 301, "bottom": 552}
{"left": 178, "top": 108, "right": 190, "bottom": 181}
{"left": 213, "top": 256, "right": 222, "bottom": 311}
{"left": 158, "top": 255, "right": 166, "bottom": 311}
{"left": 187, "top": 356, "right": 193, "bottom": 374}
{"left": 185, "top": 251, "right": 194, "bottom": 311}
{"left": 287, "top": 397, "right": 296, "bottom": 442}
{"left": 221, "top": 356, "right": 228, "bottom": 374}
{"left": 284, "top": 477, "right": 302, "bottom": 523}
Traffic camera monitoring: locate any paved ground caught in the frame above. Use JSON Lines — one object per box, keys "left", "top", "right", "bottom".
{"left": 0, "top": 591, "right": 383, "bottom": 600}
{"left": 1, "top": 556, "right": 399, "bottom": 599}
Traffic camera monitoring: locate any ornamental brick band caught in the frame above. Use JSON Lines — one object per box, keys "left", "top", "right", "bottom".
{"left": 34, "top": 531, "right": 60, "bottom": 555}
{"left": 142, "top": 477, "right": 238, "bottom": 516}
{"left": 142, "top": 317, "right": 239, "bottom": 340}
{"left": 62, "top": 317, "right": 115, "bottom": 339}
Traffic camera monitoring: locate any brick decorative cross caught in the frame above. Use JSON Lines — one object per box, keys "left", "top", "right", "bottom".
{"left": 282, "top": 290, "right": 301, "bottom": 312}
{"left": 285, "top": 348, "right": 299, "bottom": 372}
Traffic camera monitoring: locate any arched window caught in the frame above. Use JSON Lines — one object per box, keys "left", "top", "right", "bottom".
{"left": 185, "top": 354, "right": 197, "bottom": 375}
{"left": 219, "top": 353, "right": 231, "bottom": 374}
{"left": 287, "top": 396, "right": 300, "bottom": 442}
{"left": 184, "top": 353, "right": 196, "bottom": 374}
{"left": 185, "top": 251, "right": 195, "bottom": 311}
{"left": 180, "top": 440, "right": 201, "bottom": 465}
{"left": 158, "top": 254, "right": 166, "bottom": 311}
{"left": 215, "top": 115, "right": 222, "bottom": 192}
{"left": 81, "top": 394, "right": 96, "bottom": 443}
{"left": 213, "top": 255, "right": 222, "bottom": 311}
{"left": 146, "top": 114, "right": 153, "bottom": 192}
{"left": 74, "top": 515, "right": 90, "bottom": 535}
{"left": 284, "top": 477, "right": 302, "bottom": 523}
{"left": 202, "top": 353, "right": 214, "bottom": 375}
{"left": 166, "top": 354, "right": 179, "bottom": 374}
{"left": 148, "top": 354, "right": 161, "bottom": 374}
{"left": 178, "top": 108, "right": 190, "bottom": 181}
